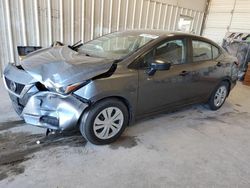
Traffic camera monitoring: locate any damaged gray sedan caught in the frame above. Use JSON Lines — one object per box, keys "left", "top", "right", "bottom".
{"left": 4, "top": 30, "right": 238, "bottom": 145}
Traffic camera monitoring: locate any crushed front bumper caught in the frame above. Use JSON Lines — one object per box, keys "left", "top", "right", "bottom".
{"left": 22, "top": 91, "right": 89, "bottom": 131}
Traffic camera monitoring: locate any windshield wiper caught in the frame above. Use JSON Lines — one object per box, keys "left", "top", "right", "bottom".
{"left": 68, "top": 40, "right": 83, "bottom": 51}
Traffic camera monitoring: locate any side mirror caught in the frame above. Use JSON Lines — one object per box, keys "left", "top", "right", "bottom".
{"left": 146, "top": 59, "right": 171, "bottom": 76}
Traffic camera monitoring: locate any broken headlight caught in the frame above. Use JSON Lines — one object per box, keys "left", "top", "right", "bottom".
{"left": 55, "top": 81, "right": 90, "bottom": 94}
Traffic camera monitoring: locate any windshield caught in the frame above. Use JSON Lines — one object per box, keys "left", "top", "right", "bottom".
{"left": 78, "top": 32, "right": 158, "bottom": 59}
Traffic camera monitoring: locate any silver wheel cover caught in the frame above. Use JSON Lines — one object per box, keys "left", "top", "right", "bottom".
{"left": 214, "top": 85, "right": 227, "bottom": 107}
{"left": 93, "top": 107, "right": 124, "bottom": 139}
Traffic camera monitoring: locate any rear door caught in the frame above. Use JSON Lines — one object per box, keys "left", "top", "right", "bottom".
{"left": 188, "top": 38, "right": 225, "bottom": 98}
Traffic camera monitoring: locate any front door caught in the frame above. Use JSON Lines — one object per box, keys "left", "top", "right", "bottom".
{"left": 137, "top": 38, "right": 198, "bottom": 116}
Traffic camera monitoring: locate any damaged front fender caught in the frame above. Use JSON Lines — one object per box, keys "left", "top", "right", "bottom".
{"left": 22, "top": 91, "right": 89, "bottom": 131}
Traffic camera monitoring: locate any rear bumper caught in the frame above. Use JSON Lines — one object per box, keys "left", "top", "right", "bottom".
{"left": 22, "top": 91, "right": 89, "bottom": 131}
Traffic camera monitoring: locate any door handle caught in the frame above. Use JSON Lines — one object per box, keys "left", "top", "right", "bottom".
{"left": 217, "top": 62, "right": 222, "bottom": 67}
{"left": 179, "top": 70, "right": 190, "bottom": 76}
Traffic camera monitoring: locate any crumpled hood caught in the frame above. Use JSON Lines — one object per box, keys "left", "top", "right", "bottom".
{"left": 20, "top": 46, "right": 114, "bottom": 88}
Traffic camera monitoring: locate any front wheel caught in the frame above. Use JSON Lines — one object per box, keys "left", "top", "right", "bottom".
{"left": 208, "top": 81, "right": 229, "bottom": 110}
{"left": 79, "top": 99, "right": 129, "bottom": 145}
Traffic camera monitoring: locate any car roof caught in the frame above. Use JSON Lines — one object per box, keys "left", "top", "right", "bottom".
{"left": 117, "top": 30, "right": 220, "bottom": 48}
{"left": 118, "top": 29, "right": 196, "bottom": 37}
{"left": 118, "top": 29, "right": 215, "bottom": 40}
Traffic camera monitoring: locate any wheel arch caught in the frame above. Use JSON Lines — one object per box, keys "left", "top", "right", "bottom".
{"left": 221, "top": 77, "right": 232, "bottom": 96}
{"left": 207, "top": 77, "right": 232, "bottom": 102}
{"left": 91, "top": 95, "right": 134, "bottom": 125}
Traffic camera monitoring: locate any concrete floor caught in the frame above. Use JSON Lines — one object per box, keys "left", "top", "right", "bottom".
{"left": 1, "top": 80, "right": 250, "bottom": 188}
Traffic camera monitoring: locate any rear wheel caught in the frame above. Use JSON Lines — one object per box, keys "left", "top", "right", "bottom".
{"left": 79, "top": 99, "right": 129, "bottom": 145}
{"left": 208, "top": 81, "right": 229, "bottom": 110}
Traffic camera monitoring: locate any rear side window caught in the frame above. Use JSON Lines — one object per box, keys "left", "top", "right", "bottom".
{"left": 192, "top": 40, "right": 212, "bottom": 62}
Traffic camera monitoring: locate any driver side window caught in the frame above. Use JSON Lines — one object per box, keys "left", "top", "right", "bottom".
{"left": 155, "top": 40, "right": 186, "bottom": 65}
{"left": 141, "top": 39, "right": 186, "bottom": 68}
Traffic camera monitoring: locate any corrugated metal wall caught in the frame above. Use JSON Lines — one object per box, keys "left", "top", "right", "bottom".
{"left": 203, "top": 0, "right": 250, "bottom": 44}
{"left": 0, "top": 0, "right": 204, "bottom": 72}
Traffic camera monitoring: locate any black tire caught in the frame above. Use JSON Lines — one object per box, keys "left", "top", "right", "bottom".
{"left": 208, "top": 81, "right": 229, "bottom": 111}
{"left": 79, "top": 98, "right": 129, "bottom": 145}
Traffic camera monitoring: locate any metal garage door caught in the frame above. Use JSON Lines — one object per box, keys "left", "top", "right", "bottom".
{"left": 203, "top": 0, "right": 250, "bottom": 44}
{"left": 230, "top": 0, "right": 250, "bottom": 33}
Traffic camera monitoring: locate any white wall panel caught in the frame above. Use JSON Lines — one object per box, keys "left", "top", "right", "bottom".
{"left": 230, "top": 0, "right": 250, "bottom": 33}
{"left": 207, "top": 0, "right": 235, "bottom": 12}
{"left": 0, "top": 0, "right": 205, "bottom": 72}
{"left": 205, "top": 13, "right": 232, "bottom": 28}
{"left": 203, "top": 0, "right": 250, "bottom": 44}
{"left": 230, "top": 13, "right": 250, "bottom": 32}
{"left": 234, "top": 0, "right": 250, "bottom": 12}
{"left": 202, "top": 0, "right": 235, "bottom": 44}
